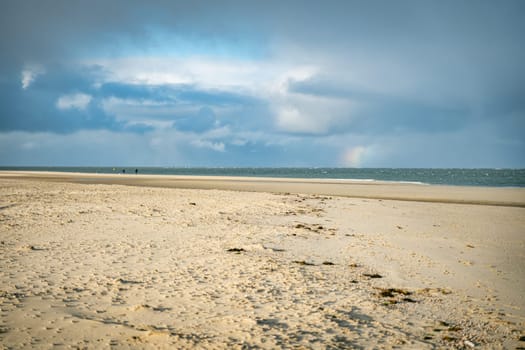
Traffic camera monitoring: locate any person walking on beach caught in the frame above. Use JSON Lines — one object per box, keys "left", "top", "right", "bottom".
{"left": 135, "top": 169, "right": 138, "bottom": 175}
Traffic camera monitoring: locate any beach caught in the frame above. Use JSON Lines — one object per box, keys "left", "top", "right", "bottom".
{"left": 0, "top": 171, "right": 524, "bottom": 348}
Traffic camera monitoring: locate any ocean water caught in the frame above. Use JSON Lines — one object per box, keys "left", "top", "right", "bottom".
{"left": 1, "top": 167, "right": 524, "bottom": 187}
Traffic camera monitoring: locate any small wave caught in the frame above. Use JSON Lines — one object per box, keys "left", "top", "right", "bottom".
{"left": 394, "top": 181, "right": 428, "bottom": 185}
{"left": 330, "top": 178, "right": 377, "bottom": 182}
{"left": 331, "top": 178, "right": 427, "bottom": 185}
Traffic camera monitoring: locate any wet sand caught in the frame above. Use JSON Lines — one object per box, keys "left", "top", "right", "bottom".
{"left": 0, "top": 172, "right": 524, "bottom": 348}
{"left": 1, "top": 171, "right": 524, "bottom": 207}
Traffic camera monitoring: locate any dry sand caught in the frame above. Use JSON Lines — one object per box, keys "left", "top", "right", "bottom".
{"left": 0, "top": 172, "right": 524, "bottom": 349}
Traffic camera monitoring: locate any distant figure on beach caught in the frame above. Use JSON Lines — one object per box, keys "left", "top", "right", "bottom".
{"left": 135, "top": 169, "right": 138, "bottom": 175}
{"left": 122, "top": 169, "right": 125, "bottom": 174}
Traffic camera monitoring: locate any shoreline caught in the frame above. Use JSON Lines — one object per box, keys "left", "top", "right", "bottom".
{"left": 2, "top": 168, "right": 524, "bottom": 188}
{"left": 1, "top": 170, "right": 525, "bottom": 208}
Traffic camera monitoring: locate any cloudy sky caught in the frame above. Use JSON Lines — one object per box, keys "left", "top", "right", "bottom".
{"left": 1, "top": 0, "right": 524, "bottom": 167}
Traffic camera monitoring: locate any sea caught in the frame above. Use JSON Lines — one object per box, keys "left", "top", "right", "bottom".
{"left": 1, "top": 167, "right": 524, "bottom": 187}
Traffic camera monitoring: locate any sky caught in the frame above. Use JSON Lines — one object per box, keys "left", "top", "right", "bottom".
{"left": 0, "top": 0, "right": 524, "bottom": 168}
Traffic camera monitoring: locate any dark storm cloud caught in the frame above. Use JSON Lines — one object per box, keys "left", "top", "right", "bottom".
{"left": 2, "top": 0, "right": 524, "bottom": 71}
{"left": 0, "top": 58, "right": 265, "bottom": 133}
{"left": 287, "top": 77, "right": 467, "bottom": 134}
{"left": 1, "top": 0, "right": 524, "bottom": 167}
{"left": 271, "top": 1, "right": 525, "bottom": 133}
{"left": 173, "top": 106, "right": 217, "bottom": 132}
{"left": 0, "top": 0, "right": 265, "bottom": 70}
{"left": 0, "top": 66, "right": 121, "bottom": 133}
{"left": 3, "top": 1, "right": 523, "bottom": 106}
{"left": 95, "top": 81, "right": 266, "bottom": 133}
{"left": 98, "top": 82, "right": 260, "bottom": 106}
{"left": 176, "top": 89, "right": 260, "bottom": 107}
{"left": 98, "top": 83, "right": 174, "bottom": 102}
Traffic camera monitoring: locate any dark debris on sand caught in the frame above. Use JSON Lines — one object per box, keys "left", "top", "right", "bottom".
{"left": 226, "top": 248, "right": 246, "bottom": 253}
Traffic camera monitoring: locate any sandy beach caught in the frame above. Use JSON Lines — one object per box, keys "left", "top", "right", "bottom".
{"left": 1, "top": 171, "right": 524, "bottom": 349}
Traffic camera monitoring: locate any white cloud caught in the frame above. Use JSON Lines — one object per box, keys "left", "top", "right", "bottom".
{"left": 101, "top": 96, "right": 181, "bottom": 125}
{"left": 275, "top": 106, "right": 305, "bottom": 132}
{"left": 56, "top": 93, "right": 92, "bottom": 110}
{"left": 274, "top": 93, "right": 357, "bottom": 134}
{"left": 21, "top": 71, "right": 33, "bottom": 89}
{"left": 86, "top": 55, "right": 364, "bottom": 135}
{"left": 87, "top": 56, "right": 265, "bottom": 90}
{"left": 21, "top": 64, "right": 45, "bottom": 89}
{"left": 231, "top": 138, "right": 248, "bottom": 146}
{"left": 191, "top": 139, "right": 225, "bottom": 152}
{"left": 272, "top": 65, "right": 318, "bottom": 95}
{"left": 86, "top": 56, "right": 317, "bottom": 99}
